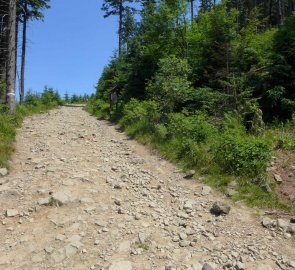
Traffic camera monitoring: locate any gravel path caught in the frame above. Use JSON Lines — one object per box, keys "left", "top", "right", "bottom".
{"left": 0, "top": 107, "right": 294, "bottom": 270}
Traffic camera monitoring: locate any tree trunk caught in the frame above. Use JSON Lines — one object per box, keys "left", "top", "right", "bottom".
{"left": 15, "top": 12, "right": 18, "bottom": 99}
{"left": 278, "top": 0, "right": 282, "bottom": 25}
{"left": 6, "top": 0, "right": 16, "bottom": 113}
{"left": 118, "top": 0, "right": 123, "bottom": 57}
{"left": 269, "top": 0, "right": 273, "bottom": 25}
{"left": 190, "top": 0, "right": 194, "bottom": 26}
{"left": 20, "top": 1, "right": 27, "bottom": 104}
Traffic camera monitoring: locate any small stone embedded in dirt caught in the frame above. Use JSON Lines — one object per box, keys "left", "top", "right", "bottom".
{"left": 55, "top": 234, "right": 65, "bottom": 241}
{"left": 274, "top": 174, "right": 283, "bottom": 183}
{"left": 277, "top": 218, "right": 290, "bottom": 231}
{"left": 184, "top": 170, "right": 195, "bottom": 179}
{"left": 118, "top": 240, "right": 131, "bottom": 252}
{"left": 201, "top": 185, "right": 211, "bottom": 196}
{"left": 183, "top": 200, "right": 194, "bottom": 210}
{"left": 114, "top": 199, "right": 121, "bottom": 206}
{"left": 37, "top": 197, "right": 50, "bottom": 206}
{"left": 95, "top": 220, "right": 108, "bottom": 227}
{"left": 0, "top": 168, "right": 8, "bottom": 177}
{"left": 256, "top": 264, "right": 273, "bottom": 270}
{"left": 179, "top": 240, "right": 190, "bottom": 247}
{"left": 262, "top": 217, "right": 275, "bottom": 228}
{"left": 202, "top": 262, "right": 215, "bottom": 270}
{"left": 290, "top": 217, "right": 295, "bottom": 223}
{"left": 5, "top": 209, "right": 19, "bottom": 217}
{"left": 109, "top": 261, "right": 132, "bottom": 270}
{"left": 138, "top": 232, "right": 150, "bottom": 244}
{"left": 210, "top": 202, "right": 230, "bottom": 216}
{"left": 236, "top": 262, "right": 245, "bottom": 270}
{"left": 52, "top": 191, "right": 70, "bottom": 206}
{"left": 289, "top": 261, "right": 295, "bottom": 268}
{"left": 44, "top": 246, "right": 54, "bottom": 254}
{"left": 192, "top": 262, "right": 203, "bottom": 270}
{"left": 50, "top": 249, "right": 65, "bottom": 263}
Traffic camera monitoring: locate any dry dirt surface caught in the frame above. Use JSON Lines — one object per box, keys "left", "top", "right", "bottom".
{"left": 0, "top": 106, "right": 294, "bottom": 270}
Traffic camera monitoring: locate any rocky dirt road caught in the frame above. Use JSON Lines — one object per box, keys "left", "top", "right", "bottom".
{"left": 0, "top": 107, "right": 294, "bottom": 270}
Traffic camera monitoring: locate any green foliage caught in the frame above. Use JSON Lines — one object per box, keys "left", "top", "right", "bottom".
{"left": 167, "top": 112, "right": 215, "bottom": 143}
{"left": 86, "top": 97, "right": 110, "bottom": 119}
{"left": 147, "top": 56, "right": 193, "bottom": 112}
{"left": 264, "top": 14, "right": 295, "bottom": 121}
{"left": 215, "top": 116, "right": 272, "bottom": 180}
{"left": 93, "top": 0, "right": 295, "bottom": 210}
{"left": 120, "top": 98, "right": 160, "bottom": 128}
{"left": 0, "top": 80, "right": 5, "bottom": 102}
{"left": 41, "top": 87, "right": 62, "bottom": 106}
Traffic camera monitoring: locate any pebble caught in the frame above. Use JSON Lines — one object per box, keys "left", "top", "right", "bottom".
{"left": 256, "top": 264, "right": 273, "bottom": 270}
{"left": 274, "top": 174, "right": 283, "bottom": 184}
{"left": 201, "top": 186, "right": 212, "bottom": 196}
{"left": 0, "top": 168, "right": 8, "bottom": 177}
{"left": 184, "top": 170, "right": 195, "bottom": 179}
{"left": 5, "top": 209, "right": 19, "bottom": 217}
{"left": 210, "top": 202, "right": 231, "bottom": 216}
{"left": 109, "top": 261, "right": 132, "bottom": 270}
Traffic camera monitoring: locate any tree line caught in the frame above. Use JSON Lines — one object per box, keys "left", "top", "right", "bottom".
{"left": 0, "top": 0, "right": 50, "bottom": 112}
{"left": 96, "top": 0, "right": 295, "bottom": 123}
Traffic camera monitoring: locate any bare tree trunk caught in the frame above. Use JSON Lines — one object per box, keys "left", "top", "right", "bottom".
{"left": 287, "top": 0, "right": 294, "bottom": 16}
{"left": 6, "top": 0, "right": 16, "bottom": 113}
{"left": 20, "top": 1, "right": 27, "bottom": 104}
{"left": 278, "top": 0, "right": 282, "bottom": 25}
{"left": 118, "top": 0, "right": 123, "bottom": 57}
{"left": 269, "top": 0, "right": 273, "bottom": 25}
{"left": 190, "top": 0, "right": 194, "bottom": 26}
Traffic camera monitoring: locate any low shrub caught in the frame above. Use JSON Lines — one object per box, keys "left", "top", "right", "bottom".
{"left": 120, "top": 99, "right": 160, "bottom": 128}
{"left": 167, "top": 112, "right": 215, "bottom": 143}
{"left": 86, "top": 98, "right": 110, "bottom": 119}
{"left": 215, "top": 131, "right": 271, "bottom": 181}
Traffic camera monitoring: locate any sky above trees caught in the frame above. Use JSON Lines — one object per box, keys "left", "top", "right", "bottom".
{"left": 23, "top": 0, "right": 118, "bottom": 97}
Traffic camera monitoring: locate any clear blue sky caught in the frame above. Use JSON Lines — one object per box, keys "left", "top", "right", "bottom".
{"left": 20, "top": 0, "right": 118, "bottom": 98}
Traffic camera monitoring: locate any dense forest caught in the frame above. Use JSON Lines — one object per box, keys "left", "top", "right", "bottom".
{"left": 87, "top": 0, "right": 295, "bottom": 208}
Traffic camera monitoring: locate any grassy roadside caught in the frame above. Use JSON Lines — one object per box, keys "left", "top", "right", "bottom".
{"left": 86, "top": 98, "right": 295, "bottom": 212}
{"left": 0, "top": 88, "right": 63, "bottom": 169}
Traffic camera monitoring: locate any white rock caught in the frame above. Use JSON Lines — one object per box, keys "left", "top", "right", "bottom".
{"left": 138, "top": 232, "right": 150, "bottom": 244}
{"left": 55, "top": 234, "right": 65, "bottom": 241}
{"left": 95, "top": 220, "right": 108, "bottom": 227}
{"left": 38, "top": 197, "right": 50, "bottom": 206}
{"left": 257, "top": 265, "right": 273, "bottom": 270}
{"left": 289, "top": 261, "right": 295, "bottom": 268}
{"left": 192, "top": 262, "right": 203, "bottom": 270}
{"left": 277, "top": 218, "right": 290, "bottom": 231}
{"left": 262, "top": 217, "right": 275, "bottom": 228}
{"left": 0, "top": 168, "right": 8, "bottom": 177}
{"left": 50, "top": 249, "right": 65, "bottom": 263}
{"left": 274, "top": 174, "right": 283, "bottom": 183}
{"left": 201, "top": 186, "right": 212, "bottom": 196}
{"left": 6, "top": 209, "right": 19, "bottom": 217}
{"left": 118, "top": 240, "right": 131, "bottom": 252}
{"left": 109, "top": 261, "right": 132, "bottom": 270}
{"left": 52, "top": 191, "right": 70, "bottom": 205}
